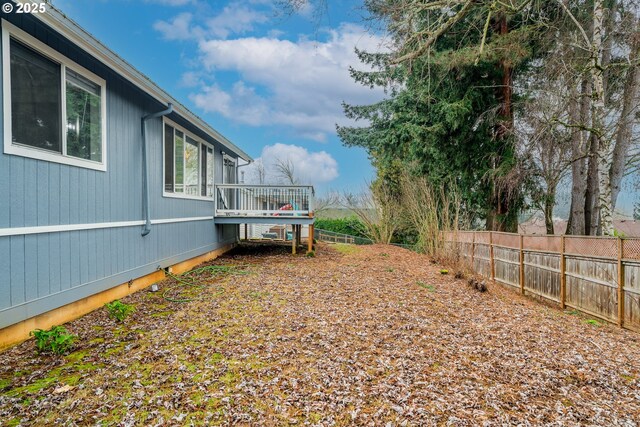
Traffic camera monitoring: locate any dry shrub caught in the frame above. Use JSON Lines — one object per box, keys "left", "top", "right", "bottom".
{"left": 399, "top": 173, "right": 470, "bottom": 270}
{"left": 342, "top": 184, "right": 400, "bottom": 244}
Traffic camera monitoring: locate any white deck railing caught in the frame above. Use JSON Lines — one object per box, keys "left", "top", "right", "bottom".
{"left": 214, "top": 184, "right": 315, "bottom": 217}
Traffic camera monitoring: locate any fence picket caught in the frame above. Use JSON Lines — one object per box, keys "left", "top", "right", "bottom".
{"left": 446, "top": 231, "right": 640, "bottom": 332}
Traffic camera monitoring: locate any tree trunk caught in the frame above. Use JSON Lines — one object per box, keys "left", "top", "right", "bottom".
{"left": 487, "top": 13, "right": 518, "bottom": 233}
{"left": 591, "top": 0, "right": 614, "bottom": 235}
{"left": 585, "top": 134, "right": 599, "bottom": 235}
{"left": 544, "top": 192, "right": 556, "bottom": 235}
{"left": 610, "top": 23, "right": 640, "bottom": 211}
{"left": 566, "top": 78, "right": 590, "bottom": 235}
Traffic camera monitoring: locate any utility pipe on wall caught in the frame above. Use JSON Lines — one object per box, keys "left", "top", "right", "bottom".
{"left": 141, "top": 103, "right": 173, "bottom": 236}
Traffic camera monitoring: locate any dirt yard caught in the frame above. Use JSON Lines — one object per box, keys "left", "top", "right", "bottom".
{"left": 1, "top": 242, "right": 639, "bottom": 426}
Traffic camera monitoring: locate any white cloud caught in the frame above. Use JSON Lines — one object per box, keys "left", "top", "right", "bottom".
{"left": 179, "top": 71, "right": 203, "bottom": 88}
{"left": 153, "top": 12, "right": 204, "bottom": 41}
{"left": 190, "top": 23, "right": 387, "bottom": 141}
{"left": 153, "top": 2, "right": 268, "bottom": 41}
{"left": 244, "top": 143, "right": 338, "bottom": 185}
{"left": 206, "top": 4, "right": 269, "bottom": 39}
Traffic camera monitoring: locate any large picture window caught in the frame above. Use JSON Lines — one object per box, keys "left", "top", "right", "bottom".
{"left": 164, "top": 120, "right": 215, "bottom": 199}
{"left": 2, "top": 20, "right": 107, "bottom": 171}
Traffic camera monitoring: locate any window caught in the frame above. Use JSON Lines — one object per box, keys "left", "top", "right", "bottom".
{"left": 163, "top": 119, "right": 215, "bottom": 200}
{"left": 2, "top": 20, "right": 107, "bottom": 171}
{"left": 200, "top": 144, "right": 214, "bottom": 197}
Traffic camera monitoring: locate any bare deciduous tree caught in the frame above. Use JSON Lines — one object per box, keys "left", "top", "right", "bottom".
{"left": 274, "top": 158, "right": 299, "bottom": 185}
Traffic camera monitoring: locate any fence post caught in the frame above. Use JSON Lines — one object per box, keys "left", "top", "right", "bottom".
{"left": 519, "top": 234, "right": 524, "bottom": 295}
{"left": 489, "top": 232, "right": 495, "bottom": 281}
{"left": 618, "top": 237, "right": 625, "bottom": 328}
{"left": 470, "top": 233, "right": 475, "bottom": 272}
{"left": 560, "top": 235, "right": 566, "bottom": 309}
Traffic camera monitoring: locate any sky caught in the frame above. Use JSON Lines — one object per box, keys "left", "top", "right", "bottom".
{"left": 51, "top": 0, "right": 387, "bottom": 195}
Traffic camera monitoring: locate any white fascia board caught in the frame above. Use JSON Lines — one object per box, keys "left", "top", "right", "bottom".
{"left": 18, "top": 0, "right": 252, "bottom": 162}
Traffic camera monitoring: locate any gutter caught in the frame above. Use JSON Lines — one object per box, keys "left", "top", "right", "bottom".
{"left": 141, "top": 103, "right": 173, "bottom": 236}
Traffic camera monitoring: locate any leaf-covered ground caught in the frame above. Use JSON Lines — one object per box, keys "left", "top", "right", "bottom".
{"left": 1, "top": 242, "right": 639, "bottom": 426}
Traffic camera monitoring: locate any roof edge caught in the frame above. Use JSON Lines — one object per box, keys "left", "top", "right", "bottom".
{"left": 24, "top": 0, "right": 252, "bottom": 161}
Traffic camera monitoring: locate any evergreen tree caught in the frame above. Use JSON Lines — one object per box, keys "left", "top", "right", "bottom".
{"left": 339, "top": 1, "right": 556, "bottom": 230}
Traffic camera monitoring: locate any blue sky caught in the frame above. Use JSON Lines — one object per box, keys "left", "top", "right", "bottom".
{"left": 43, "top": 0, "right": 639, "bottom": 216}
{"left": 51, "top": 0, "right": 386, "bottom": 195}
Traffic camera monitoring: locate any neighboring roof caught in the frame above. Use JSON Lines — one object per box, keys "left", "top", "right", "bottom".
{"left": 26, "top": 0, "right": 251, "bottom": 161}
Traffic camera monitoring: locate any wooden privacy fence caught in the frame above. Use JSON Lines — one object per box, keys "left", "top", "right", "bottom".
{"left": 443, "top": 231, "right": 640, "bottom": 331}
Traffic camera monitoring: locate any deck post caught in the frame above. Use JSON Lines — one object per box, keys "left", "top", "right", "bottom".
{"left": 292, "top": 225, "right": 297, "bottom": 255}
{"left": 244, "top": 224, "right": 248, "bottom": 241}
{"left": 308, "top": 224, "right": 314, "bottom": 253}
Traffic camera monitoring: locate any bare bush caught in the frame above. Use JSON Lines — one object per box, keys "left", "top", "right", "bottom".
{"left": 341, "top": 184, "right": 400, "bottom": 244}
{"left": 399, "top": 173, "right": 468, "bottom": 268}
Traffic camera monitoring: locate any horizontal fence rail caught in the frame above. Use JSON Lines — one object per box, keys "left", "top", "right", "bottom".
{"left": 444, "top": 231, "right": 640, "bottom": 331}
{"left": 215, "top": 184, "right": 315, "bottom": 218}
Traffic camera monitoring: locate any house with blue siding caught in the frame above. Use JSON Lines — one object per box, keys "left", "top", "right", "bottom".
{"left": 0, "top": 1, "right": 315, "bottom": 348}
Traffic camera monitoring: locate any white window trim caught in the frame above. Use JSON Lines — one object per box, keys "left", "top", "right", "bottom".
{"left": 2, "top": 19, "right": 107, "bottom": 172}
{"left": 162, "top": 117, "right": 215, "bottom": 201}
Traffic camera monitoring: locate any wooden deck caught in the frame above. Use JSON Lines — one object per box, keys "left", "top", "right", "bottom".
{"left": 214, "top": 184, "right": 315, "bottom": 225}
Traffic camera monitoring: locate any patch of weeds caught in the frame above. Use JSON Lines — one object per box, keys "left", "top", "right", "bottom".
{"left": 621, "top": 373, "right": 636, "bottom": 383}
{"left": 105, "top": 300, "right": 135, "bottom": 322}
{"left": 0, "top": 378, "right": 12, "bottom": 391}
{"left": 62, "top": 374, "right": 82, "bottom": 386}
{"left": 248, "top": 290, "right": 270, "bottom": 300}
{"left": 561, "top": 398, "right": 574, "bottom": 407}
{"left": 333, "top": 243, "right": 359, "bottom": 255}
{"left": 65, "top": 349, "right": 89, "bottom": 363}
{"left": 103, "top": 342, "right": 127, "bottom": 357}
{"left": 585, "top": 319, "right": 602, "bottom": 327}
{"left": 191, "top": 391, "right": 206, "bottom": 406}
{"left": 306, "top": 250, "right": 315, "bottom": 257}
{"left": 30, "top": 326, "right": 76, "bottom": 355}
{"left": 566, "top": 309, "right": 580, "bottom": 316}
{"left": 385, "top": 267, "right": 394, "bottom": 272}
{"left": 6, "top": 376, "right": 58, "bottom": 397}
{"left": 440, "top": 269, "right": 449, "bottom": 275}
{"left": 219, "top": 371, "right": 238, "bottom": 386}
{"left": 379, "top": 252, "right": 389, "bottom": 257}
{"left": 151, "top": 310, "right": 173, "bottom": 318}
{"left": 308, "top": 412, "right": 323, "bottom": 423}
{"left": 417, "top": 281, "right": 436, "bottom": 292}
{"left": 209, "top": 353, "right": 224, "bottom": 364}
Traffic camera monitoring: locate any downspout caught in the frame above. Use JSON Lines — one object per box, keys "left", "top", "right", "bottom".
{"left": 236, "top": 159, "right": 253, "bottom": 183}
{"left": 141, "top": 103, "right": 173, "bottom": 236}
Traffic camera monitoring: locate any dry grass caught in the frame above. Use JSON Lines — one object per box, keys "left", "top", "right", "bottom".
{"left": 1, "top": 242, "right": 639, "bottom": 426}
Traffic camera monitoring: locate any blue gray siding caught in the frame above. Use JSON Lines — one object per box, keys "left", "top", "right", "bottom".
{"left": 0, "top": 13, "right": 238, "bottom": 328}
